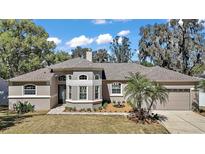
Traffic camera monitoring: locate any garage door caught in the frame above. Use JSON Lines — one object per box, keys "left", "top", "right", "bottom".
{"left": 154, "top": 89, "right": 190, "bottom": 110}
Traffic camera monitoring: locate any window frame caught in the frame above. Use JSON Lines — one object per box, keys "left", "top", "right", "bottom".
{"left": 79, "top": 75, "right": 88, "bottom": 80}
{"left": 95, "top": 74, "right": 100, "bottom": 80}
{"left": 111, "top": 82, "right": 122, "bottom": 95}
{"left": 23, "top": 84, "right": 36, "bottom": 95}
{"left": 95, "top": 86, "right": 100, "bottom": 99}
{"left": 68, "top": 86, "right": 72, "bottom": 99}
{"left": 58, "top": 75, "right": 66, "bottom": 81}
{"left": 79, "top": 86, "right": 88, "bottom": 100}
{"left": 67, "top": 75, "right": 72, "bottom": 80}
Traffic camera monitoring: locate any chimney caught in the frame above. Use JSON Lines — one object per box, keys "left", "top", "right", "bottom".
{"left": 86, "top": 50, "right": 92, "bottom": 62}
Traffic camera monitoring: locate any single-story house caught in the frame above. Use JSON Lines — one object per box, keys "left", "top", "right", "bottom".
{"left": 0, "top": 77, "right": 8, "bottom": 106}
{"left": 8, "top": 51, "right": 199, "bottom": 110}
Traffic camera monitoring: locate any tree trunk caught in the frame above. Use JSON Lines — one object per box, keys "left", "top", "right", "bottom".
{"left": 148, "top": 100, "right": 154, "bottom": 114}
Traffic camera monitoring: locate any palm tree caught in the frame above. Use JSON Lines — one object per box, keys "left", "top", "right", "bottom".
{"left": 124, "top": 72, "right": 151, "bottom": 109}
{"left": 147, "top": 82, "right": 168, "bottom": 114}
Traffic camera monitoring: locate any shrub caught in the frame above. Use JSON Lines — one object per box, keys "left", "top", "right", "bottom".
{"left": 127, "top": 100, "right": 135, "bottom": 108}
{"left": 73, "top": 107, "right": 77, "bottom": 112}
{"left": 103, "top": 102, "right": 108, "bottom": 109}
{"left": 13, "top": 101, "right": 35, "bottom": 114}
{"left": 87, "top": 108, "right": 92, "bottom": 112}
{"left": 98, "top": 107, "right": 103, "bottom": 110}
{"left": 65, "top": 107, "right": 73, "bottom": 112}
{"left": 93, "top": 108, "right": 97, "bottom": 112}
{"left": 80, "top": 108, "right": 86, "bottom": 112}
{"left": 113, "top": 100, "right": 116, "bottom": 105}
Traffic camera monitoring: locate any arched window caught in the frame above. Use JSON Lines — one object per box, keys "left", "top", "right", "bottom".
{"left": 58, "top": 75, "right": 66, "bottom": 81}
{"left": 79, "top": 75, "right": 87, "bottom": 80}
{"left": 95, "top": 74, "right": 100, "bottom": 80}
{"left": 111, "top": 82, "right": 121, "bottom": 94}
{"left": 24, "top": 85, "right": 36, "bottom": 95}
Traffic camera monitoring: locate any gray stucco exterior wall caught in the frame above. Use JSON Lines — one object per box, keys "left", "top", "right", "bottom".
{"left": 50, "top": 76, "right": 58, "bottom": 108}
{"left": 8, "top": 82, "right": 52, "bottom": 110}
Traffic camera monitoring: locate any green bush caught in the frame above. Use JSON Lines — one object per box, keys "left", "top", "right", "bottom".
{"left": 73, "top": 107, "right": 76, "bottom": 112}
{"left": 127, "top": 100, "right": 135, "bottom": 108}
{"left": 80, "top": 108, "right": 86, "bottom": 112}
{"left": 93, "top": 108, "right": 97, "bottom": 112}
{"left": 87, "top": 108, "right": 92, "bottom": 112}
{"left": 65, "top": 107, "right": 73, "bottom": 112}
{"left": 13, "top": 101, "right": 35, "bottom": 114}
{"left": 103, "top": 102, "right": 108, "bottom": 109}
{"left": 98, "top": 106, "right": 103, "bottom": 110}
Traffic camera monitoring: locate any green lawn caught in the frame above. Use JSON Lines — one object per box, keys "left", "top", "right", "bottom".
{"left": 0, "top": 106, "right": 168, "bottom": 134}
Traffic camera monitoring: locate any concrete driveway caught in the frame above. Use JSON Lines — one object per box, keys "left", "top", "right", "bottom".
{"left": 154, "top": 111, "right": 205, "bottom": 134}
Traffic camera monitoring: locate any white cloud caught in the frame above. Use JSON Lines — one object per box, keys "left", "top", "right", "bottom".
{"left": 118, "top": 37, "right": 123, "bottom": 44}
{"left": 96, "top": 34, "right": 113, "bottom": 44}
{"left": 47, "top": 37, "right": 62, "bottom": 45}
{"left": 117, "top": 30, "right": 130, "bottom": 36}
{"left": 92, "top": 19, "right": 108, "bottom": 24}
{"left": 66, "top": 35, "right": 94, "bottom": 48}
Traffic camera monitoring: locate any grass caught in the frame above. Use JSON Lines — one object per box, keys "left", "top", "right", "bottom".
{"left": 0, "top": 106, "right": 168, "bottom": 134}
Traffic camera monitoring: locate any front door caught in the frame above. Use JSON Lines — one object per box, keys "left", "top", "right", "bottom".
{"left": 58, "top": 85, "right": 66, "bottom": 104}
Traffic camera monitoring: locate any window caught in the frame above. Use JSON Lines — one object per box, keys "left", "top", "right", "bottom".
{"left": 24, "top": 85, "right": 36, "bottom": 95}
{"left": 79, "top": 75, "right": 87, "bottom": 80}
{"left": 79, "top": 86, "right": 87, "bottom": 99}
{"left": 112, "top": 83, "right": 121, "bottom": 94}
{"left": 68, "top": 75, "right": 72, "bottom": 80}
{"left": 69, "top": 86, "right": 72, "bottom": 99}
{"left": 58, "top": 75, "right": 66, "bottom": 81}
{"left": 95, "top": 86, "right": 99, "bottom": 99}
{"left": 95, "top": 74, "right": 100, "bottom": 80}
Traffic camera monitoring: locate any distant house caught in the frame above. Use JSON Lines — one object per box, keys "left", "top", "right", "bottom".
{"left": 8, "top": 51, "right": 199, "bottom": 110}
{"left": 0, "top": 77, "right": 8, "bottom": 106}
{"left": 197, "top": 73, "right": 205, "bottom": 107}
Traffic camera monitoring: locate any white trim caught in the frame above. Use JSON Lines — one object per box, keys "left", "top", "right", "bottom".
{"left": 78, "top": 86, "right": 88, "bottom": 100}
{"left": 78, "top": 74, "right": 88, "bottom": 80}
{"left": 94, "top": 85, "right": 100, "bottom": 99}
{"left": 67, "top": 80, "right": 102, "bottom": 86}
{"left": 110, "top": 94, "right": 123, "bottom": 97}
{"left": 95, "top": 74, "right": 100, "bottom": 80}
{"left": 8, "top": 95, "right": 50, "bottom": 99}
{"left": 66, "top": 99, "right": 102, "bottom": 103}
{"left": 111, "top": 82, "right": 122, "bottom": 95}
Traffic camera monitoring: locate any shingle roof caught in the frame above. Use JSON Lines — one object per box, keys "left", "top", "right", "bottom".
{"left": 9, "top": 67, "right": 54, "bottom": 82}
{"left": 144, "top": 66, "right": 199, "bottom": 82}
{"left": 95, "top": 63, "right": 150, "bottom": 80}
{"left": 9, "top": 57, "right": 199, "bottom": 82}
{"left": 51, "top": 57, "right": 103, "bottom": 70}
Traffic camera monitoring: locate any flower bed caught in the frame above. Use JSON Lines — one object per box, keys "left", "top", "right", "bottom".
{"left": 64, "top": 102, "right": 133, "bottom": 113}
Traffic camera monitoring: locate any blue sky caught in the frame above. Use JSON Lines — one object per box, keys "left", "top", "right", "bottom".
{"left": 34, "top": 19, "right": 167, "bottom": 60}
